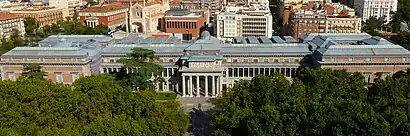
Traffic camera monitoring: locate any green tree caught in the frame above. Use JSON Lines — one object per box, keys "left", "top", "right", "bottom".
{"left": 23, "top": 17, "right": 38, "bottom": 37}
{"left": 390, "top": 32, "right": 410, "bottom": 50}
{"left": 212, "top": 68, "right": 398, "bottom": 136}
{"left": 10, "top": 29, "right": 24, "bottom": 46}
{"left": 389, "top": 11, "right": 403, "bottom": 32}
{"left": 21, "top": 63, "right": 47, "bottom": 79}
{"left": 0, "top": 38, "right": 14, "bottom": 54}
{"left": 116, "top": 48, "right": 164, "bottom": 90}
{"left": 362, "top": 16, "right": 381, "bottom": 36}
{"left": 0, "top": 75, "right": 189, "bottom": 135}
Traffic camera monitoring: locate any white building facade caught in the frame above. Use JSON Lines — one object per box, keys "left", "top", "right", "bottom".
{"left": 354, "top": 0, "right": 397, "bottom": 23}
{"left": 215, "top": 4, "right": 273, "bottom": 41}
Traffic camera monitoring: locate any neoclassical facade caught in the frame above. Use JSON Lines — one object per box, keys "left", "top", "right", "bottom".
{"left": 1, "top": 32, "right": 410, "bottom": 97}
{"left": 102, "top": 32, "right": 310, "bottom": 97}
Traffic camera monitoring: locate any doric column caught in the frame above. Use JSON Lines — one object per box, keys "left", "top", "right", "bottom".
{"left": 196, "top": 75, "right": 200, "bottom": 97}
{"left": 156, "top": 82, "right": 159, "bottom": 91}
{"left": 182, "top": 76, "right": 186, "bottom": 97}
{"left": 176, "top": 83, "right": 179, "bottom": 93}
{"left": 242, "top": 68, "right": 245, "bottom": 78}
{"left": 219, "top": 76, "right": 222, "bottom": 96}
{"left": 205, "top": 76, "right": 208, "bottom": 97}
{"left": 165, "top": 81, "right": 169, "bottom": 91}
{"left": 212, "top": 76, "right": 215, "bottom": 97}
{"left": 289, "top": 68, "right": 292, "bottom": 78}
{"left": 216, "top": 76, "right": 220, "bottom": 96}
{"left": 189, "top": 75, "right": 193, "bottom": 97}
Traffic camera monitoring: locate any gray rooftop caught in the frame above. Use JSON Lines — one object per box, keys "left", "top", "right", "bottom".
{"left": 165, "top": 9, "right": 193, "bottom": 16}
{"left": 304, "top": 34, "right": 410, "bottom": 57}
{"left": 39, "top": 35, "right": 113, "bottom": 48}
{"left": 3, "top": 31, "right": 410, "bottom": 62}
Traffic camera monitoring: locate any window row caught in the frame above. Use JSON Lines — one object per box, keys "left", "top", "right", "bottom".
{"left": 6, "top": 72, "right": 79, "bottom": 83}
{"left": 224, "top": 58, "right": 300, "bottom": 63}
{"left": 226, "top": 67, "right": 298, "bottom": 78}
{"left": 166, "top": 21, "right": 197, "bottom": 29}
{"left": 327, "top": 57, "right": 408, "bottom": 62}
{"left": 102, "top": 67, "right": 178, "bottom": 77}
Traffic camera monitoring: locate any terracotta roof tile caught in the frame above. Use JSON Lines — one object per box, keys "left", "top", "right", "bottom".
{"left": 0, "top": 13, "right": 22, "bottom": 21}
{"left": 80, "top": 3, "right": 128, "bottom": 13}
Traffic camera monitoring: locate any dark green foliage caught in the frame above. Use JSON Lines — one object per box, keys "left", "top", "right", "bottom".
{"left": 0, "top": 75, "right": 189, "bottom": 135}
{"left": 390, "top": 32, "right": 410, "bottom": 50}
{"left": 213, "top": 68, "right": 410, "bottom": 136}
{"left": 116, "top": 48, "right": 164, "bottom": 90}
{"left": 362, "top": 16, "right": 381, "bottom": 36}
{"left": 21, "top": 63, "right": 47, "bottom": 79}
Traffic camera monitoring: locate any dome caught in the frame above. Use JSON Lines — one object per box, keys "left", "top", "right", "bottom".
{"left": 201, "top": 31, "right": 211, "bottom": 39}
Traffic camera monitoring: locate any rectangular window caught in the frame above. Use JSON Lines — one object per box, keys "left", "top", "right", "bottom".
{"left": 168, "top": 68, "right": 173, "bottom": 77}
{"left": 384, "top": 57, "right": 390, "bottom": 62}
{"left": 234, "top": 68, "right": 238, "bottom": 77}
{"left": 274, "top": 59, "right": 279, "bottom": 62}
{"left": 228, "top": 68, "right": 233, "bottom": 77}
{"left": 255, "top": 68, "right": 259, "bottom": 75}
{"left": 348, "top": 57, "right": 354, "bottom": 62}
{"left": 239, "top": 68, "right": 243, "bottom": 77}
{"left": 233, "top": 59, "right": 238, "bottom": 63}
{"left": 71, "top": 72, "right": 79, "bottom": 82}
{"left": 265, "top": 68, "right": 269, "bottom": 76}
{"left": 163, "top": 68, "right": 168, "bottom": 77}
{"left": 244, "top": 68, "right": 249, "bottom": 77}
{"left": 168, "top": 59, "right": 174, "bottom": 62}
{"left": 264, "top": 59, "right": 268, "bottom": 62}
{"left": 250, "top": 68, "right": 254, "bottom": 77}
{"left": 365, "top": 58, "right": 371, "bottom": 62}
{"left": 243, "top": 59, "right": 248, "bottom": 63}
{"left": 253, "top": 59, "right": 258, "bottom": 62}
{"left": 294, "top": 59, "right": 300, "bottom": 62}
{"left": 55, "top": 72, "right": 63, "bottom": 83}
{"left": 7, "top": 72, "right": 15, "bottom": 81}
{"left": 284, "top": 59, "right": 290, "bottom": 62}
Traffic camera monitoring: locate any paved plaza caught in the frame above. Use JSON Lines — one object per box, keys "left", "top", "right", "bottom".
{"left": 180, "top": 97, "right": 216, "bottom": 136}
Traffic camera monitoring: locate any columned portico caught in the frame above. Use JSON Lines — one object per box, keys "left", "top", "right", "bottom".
{"left": 181, "top": 73, "right": 222, "bottom": 97}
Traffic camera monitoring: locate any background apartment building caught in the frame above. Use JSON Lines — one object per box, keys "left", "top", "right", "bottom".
{"left": 0, "top": 13, "right": 25, "bottom": 37}
{"left": 354, "top": 0, "right": 397, "bottom": 23}
{"left": 215, "top": 4, "right": 273, "bottom": 41}
{"left": 9, "top": 6, "right": 64, "bottom": 27}
{"left": 164, "top": 9, "right": 206, "bottom": 40}
{"left": 170, "top": 0, "right": 221, "bottom": 15}
{"left": 324, "top": 3, "right": 361, "bottom": 33}
{"left": 79, "top": 3, "right": 128, "bottom": 30}
{"left": 286, "top": 2, "right": 361, "bottom": 39}
{"left": 48, "top": 0, "right": 86, "bottom": 19}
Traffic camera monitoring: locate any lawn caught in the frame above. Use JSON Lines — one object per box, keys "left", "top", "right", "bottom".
{"left": 155, "top": 92, "right": 177, "bottom": 100}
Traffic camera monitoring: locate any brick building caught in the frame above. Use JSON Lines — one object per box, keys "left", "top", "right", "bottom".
{"left": 79, "top": 3, "right": 128, "bottom": 30}
{"left": 1, "top": 32, "right": 410, "bottom": 94}
{"left": 9, "top": 7, "right": 64, "bottom": 27}
{"left": 164, "top": 9, "right": 205, "bottom": 40}
{"left": 304, "top": 33, "right": 410, "bottom": 83}
{"left": 0, "top": 13, "right": 25, "bottom": 37}
{"left": 286, "top": 2, "right": 362, "bottom": 39}
{"left": 0, "top": 35, "right": 113, "bottom": 84}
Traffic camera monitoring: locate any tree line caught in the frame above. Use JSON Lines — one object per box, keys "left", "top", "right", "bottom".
{"left": 0, "top": 48, "right": 187, "bottom": 135}
{"left": 212, "top": 68, "right": 410, "bottom": 136}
